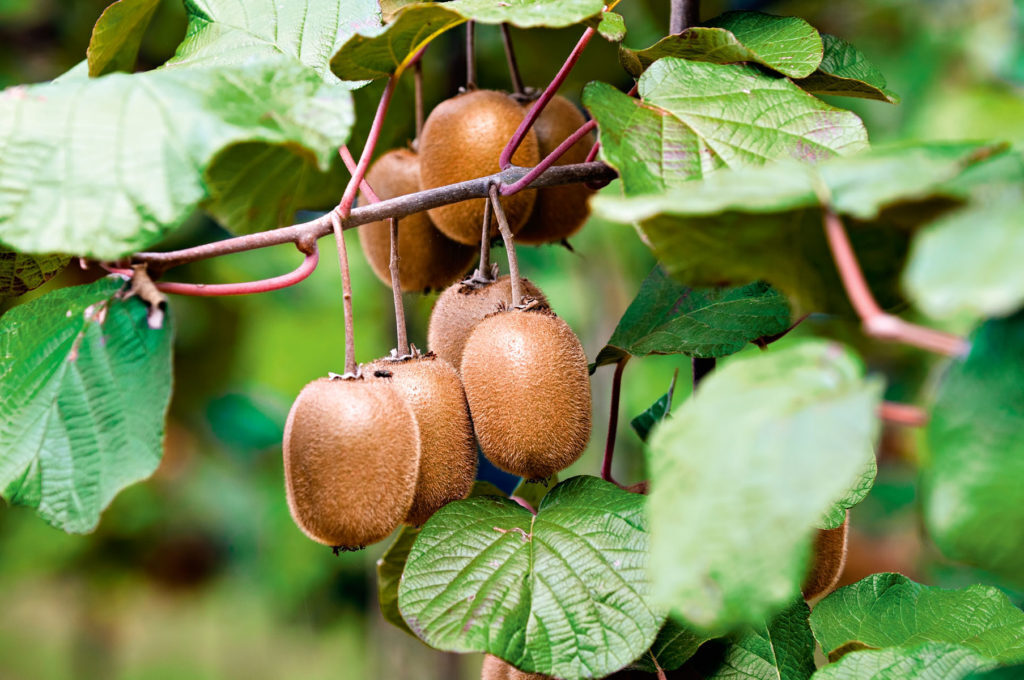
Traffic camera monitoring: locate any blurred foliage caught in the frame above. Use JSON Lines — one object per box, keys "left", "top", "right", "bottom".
{"left": 0, "top": 0, "right": 1022, "bottom": 678}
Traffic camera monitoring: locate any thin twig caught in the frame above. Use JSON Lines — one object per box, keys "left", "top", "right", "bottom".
{"left": 878, "top": 401, "right": 929, "bottom": 428}
{"left": 465, "top": 21, "right": 476, "bottom": 89}
{"left": 389, "top": 218, "right": 410, "bottom": 356}
{"left": 500, "top": 23, "right": 525, "bottom": 95}
{"left": 339, "top": 146, "right": 380, "bottom": 202}
{"left": 336, "top": 75, "right": 397, "bottom": 219}
{"left": 488, "top": 184, "right": 521, "bottom": 306}
{"left": 670, "top": 0, "right": 700, "bottom": 34}
{"left": 331, "top": 212, "right": 357, "bottom": 376}
{"left": 823, "top": 210, "right": 970, "bottom": 357}
{"left": 692, "top": 357, "right": 715, "bottom": 390}
{"left": 478, "top": 186, "right": 493, "bottom": 275}
{"left": 499, "top": 26, "right": 597, "bottom": 169}
{"left": 501, "top": 119, "right": 596, "bottom": 196}
{"left": 132, "top": 162, "right": 617, "bottom": 272}
{"left": 584, "top": 141, "right": 601, "bottom": 163}
{"left": 651, "top": 651, "right": 667, "bottom": 680}
{"left": 602, "top": 357, "right": 628, "bottom": 485}
{"left": 414, "top": 58, "right": 424, "bottom": 142}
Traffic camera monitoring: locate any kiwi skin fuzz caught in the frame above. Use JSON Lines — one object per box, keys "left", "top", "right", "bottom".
{"left": 283, "top": 377, "right": 420, "bottom": 548}
{"left": 481, "top": 655, "right": 551, "bottom": 680}
{"left": 516, "top": 95, "right": 596, "bottom": 245}
{"left": 802, "top": 511, "right": 850, "bottom": 601}
{"left": 428, "top": 275, "right": 548, "bottom": 370}
{"left": 419, "top": 90, "right": 540, "bottom": 245}
{"left": 461, "top": 308, "right": 592, "bottom": 480}
{"left": 366, "top": 354, "right": 477, "bottom": 526}
{"left": 358, "top": 149, "right": 476, "bottom": 292}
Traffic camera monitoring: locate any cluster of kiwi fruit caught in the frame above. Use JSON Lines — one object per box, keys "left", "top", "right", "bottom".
{"left": 357, "top": 88, "right": 597, "bottom": 293}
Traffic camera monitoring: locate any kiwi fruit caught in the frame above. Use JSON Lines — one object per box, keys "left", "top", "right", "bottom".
{"left": 481, "top": 655, "right": 551, "bottom": 680}
{"left": 428, "top": 274, "right": 548, "bottom": 369}
{"left": 461, "top": 307, "right": 592, "bottom": 479}
{"left": 358, "top": 149, "right": 476, "bottom": 292}
{"left": 802, "top": 512, "right": 850, "bottom": 601}
{"left": 282, "top": 376, "right": 420, "bottom": 548}
{"left": 419, "top": 90, "right": 540, "bottom": 245}
{"left": 366, "top": 353, "right": 477, "bottom": 526}
{"left": 516, "top": 95, "right": 596, "bottom": 245}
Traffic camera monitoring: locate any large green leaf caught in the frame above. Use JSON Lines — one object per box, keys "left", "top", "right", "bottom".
{"left": 592, "top": 267, "right": 791, "bottom": 368}
{"left": 810, "top": 573, "right": 1024, "bottom": 664}
{"left": 0, "top": 247, "right": 69, "bottom": 299}
{"left": 921, "top": 312, "right": 1024, "bottom": 585}
{"left": 86, "top": 0, "right": 161, "bottom": 76}
{"left": 397, "top": 476, "right": 663, "bottom": 680}
{"left": 795, "top": 34, "right": 900, "bottom": 104}
{"left": 591, "top": 143, "right": 993, "bottom": 313}
{"left": 700, "top": 600, "right": 817, "bottom": 680}
{"left": 812, "top": 643, "right": 995, "bottom": 680}
{"left": 903, "top": 187, "right": 1024, "bottom": 321}
{"left": 331, "top": 0, "right": 605, "bottom": 80}
{"left": 0, "top": 278, "right": 174, "bottom": 533}
{"left": 619, "top": 11, "right": 823, "bottom": 79}
{"left": 647, "top": 340, "right": 883, "bottom": 631}
{"left": 0, "top": 58, "right": 352, "bottom": 259}
{"left": 583, "top": 58, "right": 867, "bottom": 196}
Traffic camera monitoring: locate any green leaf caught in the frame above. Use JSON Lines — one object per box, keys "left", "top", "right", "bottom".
{"left": 0, "top": 278, "right": 174, "bottom": 533}
{"left": 332, "top": 0, "right": 605, "bottom": 80}
{"left": 647, "top": 340, "right": 883, "bottom": 631}
{"left": 701, "top": 600, "right": 817, "bottom": 680}
{"left": 595, "top": 11, "right": 625, "bottom": 42}
{"left": 819, "top": 454, "right": 876, "bottom": 530}
{"left": 0, "top": 247, "right": 69, "bottom": 299}
{"left": 922, "top": 312, "right": 1024, "bottom": 585}
{"left": 630, "top": 372, "right": 678, "bottom": 443}
{"left": 592, "top": 267, "right": 791, "bottom": 368}
{"left": 965, "top": 666, "right": 1024, "bottom": 680}
{"left": 903, "top": 186, "right": 1024, "bottom": 321}
{"left": 619, "top": 11, "right": 823, "bottom": 79}
{"left": 397, "top": 476, "right": 663, "bottom": 680}
{"left": 810, "top": 573, "right": 1024, "bottom": 665}
{"left": 0, "top": 58, "right": 353, "bottom": 259}
{"left": 86, "top": 0, "right": 160, "bottom": 77}
{"left": 584, "top": 58, "right": 868, "bottom": 196}
{"left": 591, "top": 143, "right": 994, "bottom": 313}
{"left": 812, "top": 642, "right": 995, "bottom": 680}
{"left": 631, "top": 617, "right": 712, "bottom": 673}
{"left": 795, "top": 34, "right": 900, "bottom": 104}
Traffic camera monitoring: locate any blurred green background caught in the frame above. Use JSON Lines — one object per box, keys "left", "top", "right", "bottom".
{"left": 1, "top": 1, "right": 1022, "bottom": 678}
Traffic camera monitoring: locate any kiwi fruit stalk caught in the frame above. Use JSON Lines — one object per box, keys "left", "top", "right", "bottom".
{"left": 358, "top": 149, "right": 476, "bottom": 292}
{"left": 367, "top": 352, "right": 477, "bottom": 526}
{"left": 419, "top": 90, "right": 540, "bottom": 245}
{"left": 481, "top": 655, "right": 552, "bottom": 680}
{"left": 461, "top": 307, "right": 592, "bottom": 480}
{"left": 802, "top": 512, "right": 850, "bottom": 601}
{"left": 428, "top": 274, "right": 548, "bottom": 370}
{"left": 516, "top": 95, "right": 596, "bottom": 245}
{"left": 282, "top": 376, "right": 420, "bottom": 549}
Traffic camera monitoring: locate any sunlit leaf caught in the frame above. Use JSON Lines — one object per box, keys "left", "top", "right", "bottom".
{"left": 86, "top": 0, "right": 160, "bottom": 76}
{"left": 795, "top": 34, "right": 900, "bottom": 103}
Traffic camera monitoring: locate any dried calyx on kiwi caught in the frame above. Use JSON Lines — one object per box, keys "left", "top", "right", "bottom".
{"left": 419, "top": 90, "right": 540, "bottom": 245}
{"left": 428, "top": 273, "right": 548, "bottom": 370}
{"left": 366, "top": 348, "right": 477, "bottom": 526}
{"left": 516, "top": 95, "right": 596, "bottom": 246}
{"left": 461, "top": 304, "right": 592, "bottom": 480}
{"left": 358, "top": 149, "right": 475, "bottom": 292}
{"left": 282, "top": 374, "right": 421, "bottom": 550}
{"left": 802, "top": 512, "right": 850, "bottom": 601}
{"left": 481, "top": 654, "right": 551, "bottom": 680}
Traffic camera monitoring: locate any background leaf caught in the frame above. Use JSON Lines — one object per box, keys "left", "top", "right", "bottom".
{"left": 812, "top": 643, "right": 995, "bottom": 680}
{"left": 921, "top": 312, "right": 1024, "bottom": 585}
{"left": 630, "top": 371, "right": 678, "bottom": 443}
{"left": 698, "top": 600, "right": 817, "bottom": 680}
{"left": 0, "top": 247, "right": 69, "bottom": 299}
{"left": 819, "top": 455, "right": 876, "bottom": 529}
{"left": 397, "top": 476, "right": 663, "bottom": 680}
{"left": 631, "top": 618, "right": 712, "bottom": 673}
{"left": 0, "top": 278, "right": 174, "bottom": 533}
{"left": 647, "top": 340, "right": 883, "bottom": 631}
{"left": 795, "top": 34, "right": 900, "bottom": 103}
{"left": 592, "top": 267, "right": 791, "bottom": 368}
{"left": 86, "top": 0, "right": 161, "bottom": 77}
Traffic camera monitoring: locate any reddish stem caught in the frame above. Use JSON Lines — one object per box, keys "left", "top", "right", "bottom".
{"left": 107, "top": 247, "right": 320, "bottom": 297}
{"left": 336, "top": 75, "right": 397, "bottom": 219}
{"left": 339, "top": 145, "right": 380, "bottom": 202}
{"left": 602, "top": 357, "right": 628, "bottom": 485}
{"left": 501, "top": 119, "right": 596, "bottom": 196}
{"left": 584, "top": 141, "right": 601, "bottom": 163}
{"left": 498, "top": 26, "right": 596, "bottom": 169}
{"left": 878, "top": 401, "right": 929, "bottom": 428}
{"left": 510, "top": 496, "right": 537, "bottom": 515}
{"left": 822, "top": 210, "right": 970, "bottom": 358}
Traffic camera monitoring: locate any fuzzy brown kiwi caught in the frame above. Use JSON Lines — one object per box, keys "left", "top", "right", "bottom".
{"left": 481, "top": 655, "right": 552, "bottom": 680}
{"left": 358, "top": 149, "right": 476, "bottom": 292}
{"left": 366, "top": 353, "right": 477, "bottom": 526}
{"left": 419, "top": 90, "right": 540, "bottom": 245}
{"left": 427, "top": 274, "right": 548, "bottom": 369}
{"left": 516, "top": 95, "right": 596, "bottom": 245}
{"left": 801, "top": 511, "right": 850, "bottom": 601}
{"left": 282, "top": 376, "right": 420, "bottom": 549}
{"left": 460, "top": 308, "right": 592, "bottom": 480}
